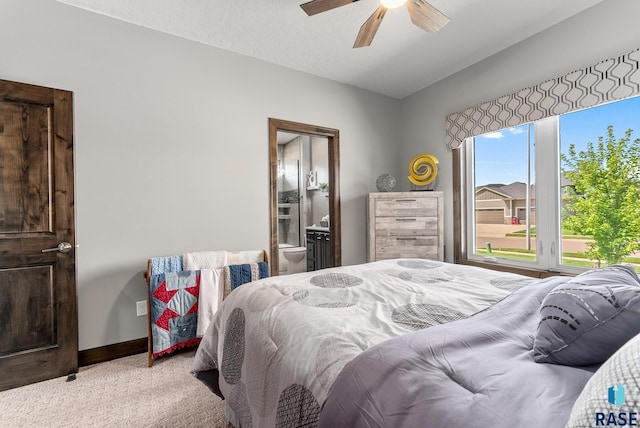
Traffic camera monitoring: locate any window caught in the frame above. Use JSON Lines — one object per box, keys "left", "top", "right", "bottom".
{"left": 459, "top": 96, "right": 640, "bottom": 274}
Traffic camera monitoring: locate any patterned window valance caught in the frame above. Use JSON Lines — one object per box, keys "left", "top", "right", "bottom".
{"left": 446, "top": 48, "right": 640, "bottom": 150}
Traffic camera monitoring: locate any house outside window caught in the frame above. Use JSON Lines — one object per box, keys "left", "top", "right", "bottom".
{"left": 475, "top": 183, "right": 536, "bottom": 225}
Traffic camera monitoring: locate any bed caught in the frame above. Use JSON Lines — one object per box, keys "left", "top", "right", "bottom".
{"left": 191, "top": 259, "right": 640, "bottom": 428}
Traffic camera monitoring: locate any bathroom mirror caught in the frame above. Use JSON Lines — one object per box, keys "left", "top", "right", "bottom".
{"left": 269, "top": 118, "right": 341, "bottom": 276}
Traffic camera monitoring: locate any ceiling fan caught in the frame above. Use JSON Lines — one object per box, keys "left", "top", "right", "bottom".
{"left": 300, "top": 0, "right": 449, "bottom": 48}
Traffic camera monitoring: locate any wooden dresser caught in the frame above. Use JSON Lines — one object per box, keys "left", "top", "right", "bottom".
{"left": 367, "top": 191, "right": 444, "bottom": 262}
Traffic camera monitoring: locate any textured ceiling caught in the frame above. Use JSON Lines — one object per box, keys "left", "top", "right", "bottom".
{"left": 56, "top": 0, "right": 604, "bottom": 99}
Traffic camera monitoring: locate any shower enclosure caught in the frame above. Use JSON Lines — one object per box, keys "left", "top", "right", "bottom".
{"left": 277, "top": 135, "right": 311, "bottom": 248}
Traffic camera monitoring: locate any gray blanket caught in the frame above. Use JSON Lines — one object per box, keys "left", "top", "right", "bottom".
{"left": 319, "top": 276, "right": 599, "bottom": 428}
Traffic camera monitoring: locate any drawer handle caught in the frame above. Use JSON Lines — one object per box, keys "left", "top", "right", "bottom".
{"left": 395, "top": 199, "right": 417, "bottom": 202}
{"left": 396, "top": 218, "right": 417, "bottom": 221}
{"left": 396, "top": 237, "right": 418, "bottom": 241}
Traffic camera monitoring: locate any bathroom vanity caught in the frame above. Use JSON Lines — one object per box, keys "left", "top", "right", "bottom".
{"left": 305, "top": 226, "right": 331, "bottom": 271}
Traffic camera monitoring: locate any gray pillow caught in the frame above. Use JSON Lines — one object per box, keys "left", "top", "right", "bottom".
{"left": 566, "top": 331, "right": 640, "bottom": 427}
{"left": 533, "top": 264, "right": 640, "bottom": 366}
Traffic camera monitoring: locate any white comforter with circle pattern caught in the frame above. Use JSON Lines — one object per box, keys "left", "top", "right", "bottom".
{"left": 191, "top": 259, "right": 531, "bottom": 427}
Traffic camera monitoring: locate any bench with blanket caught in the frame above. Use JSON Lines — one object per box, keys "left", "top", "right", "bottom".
{"left": 143, "top": 250, "right": 269, "bottom": 367}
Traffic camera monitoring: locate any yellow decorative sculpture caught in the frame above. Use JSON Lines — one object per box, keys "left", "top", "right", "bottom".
{"left": 408, "top": 153, "right": 439, "bottom": 187}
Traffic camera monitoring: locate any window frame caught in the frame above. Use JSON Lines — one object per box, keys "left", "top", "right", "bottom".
{"left": 454, "top": 116, "right": 584, "bottom": 277}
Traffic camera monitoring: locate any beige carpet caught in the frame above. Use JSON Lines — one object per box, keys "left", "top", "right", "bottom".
{"left": 0, "top": 350, "right": 227, "bottom": 428}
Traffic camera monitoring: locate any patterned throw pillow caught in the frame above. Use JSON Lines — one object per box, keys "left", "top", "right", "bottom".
{"left": 566, "top": 332, "right": 640, "bottom": 427}
{"left": 533, "top": 265, "right": 640, "bottom": 366}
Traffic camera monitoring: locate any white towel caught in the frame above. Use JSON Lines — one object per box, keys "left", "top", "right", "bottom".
{"left": 197, "top": 268, "right": 224, "bottom": 336}
{"left": 183, "top": 251, "right": 228, "bottom": 270}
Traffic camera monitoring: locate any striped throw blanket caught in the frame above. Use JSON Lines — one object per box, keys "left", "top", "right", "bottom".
{"left": 223, "top": 262, "right": 269, "bottom": 299}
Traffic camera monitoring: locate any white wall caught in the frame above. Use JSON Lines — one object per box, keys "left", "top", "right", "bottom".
{"left": 0, "top": 0, "right": 402, "bottom": 350}
{"left": 399, "top": 0, "right": 640, "bottom": 263}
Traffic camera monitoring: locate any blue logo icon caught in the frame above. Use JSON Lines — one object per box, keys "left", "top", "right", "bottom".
{"left": 608, "top": 383, "right": 625, "bottom": 407}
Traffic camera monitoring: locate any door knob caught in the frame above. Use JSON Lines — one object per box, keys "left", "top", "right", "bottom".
{"left": 42, "top": 242, "right": 73, "bottom": 253}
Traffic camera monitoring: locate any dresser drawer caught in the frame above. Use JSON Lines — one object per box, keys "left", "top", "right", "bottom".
{"left": 374, "top": 216, "right": 438, "bottom": 236}
{"left": 375, "top": 236, "right": 440, "bottom": 260}
{"left": 374, "top": 196, "right": 438, "bottom": 217}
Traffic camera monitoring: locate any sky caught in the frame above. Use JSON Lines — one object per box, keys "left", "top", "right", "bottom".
{"left": 474, "top": 95, "right": 640, "bottom": 186}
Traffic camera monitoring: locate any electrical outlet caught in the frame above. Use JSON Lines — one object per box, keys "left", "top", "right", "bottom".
{"left": 136, "top": 300, "right": 147, "bottom": 317}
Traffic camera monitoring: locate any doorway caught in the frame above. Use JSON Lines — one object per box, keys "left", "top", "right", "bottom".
{"left": 268, "top": 118, "right": 341, "bottom": 276}
{"left": 0, "top": 79, "right": 78, "bottom": 391}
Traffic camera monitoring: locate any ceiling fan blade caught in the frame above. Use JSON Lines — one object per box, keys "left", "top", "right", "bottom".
{"left": 353, "top": 5, "right": 387, "bottom": 48}
{"left": 300, "top": 0, "right": 360, "bottom": 16}
{"left": 406, "top": 0, "right": 449, "bottom": 34}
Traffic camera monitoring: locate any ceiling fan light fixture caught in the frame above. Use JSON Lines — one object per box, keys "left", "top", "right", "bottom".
{"left": 300, "top": 0, "right": 448, "bottom": 48}
{"left": 380, "top": 0, "right": 406, "bottom": 9}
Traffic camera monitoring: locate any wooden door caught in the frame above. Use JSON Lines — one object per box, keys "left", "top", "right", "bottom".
{"left": 0, "top": 79, "right": 78, "bottom": 391}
